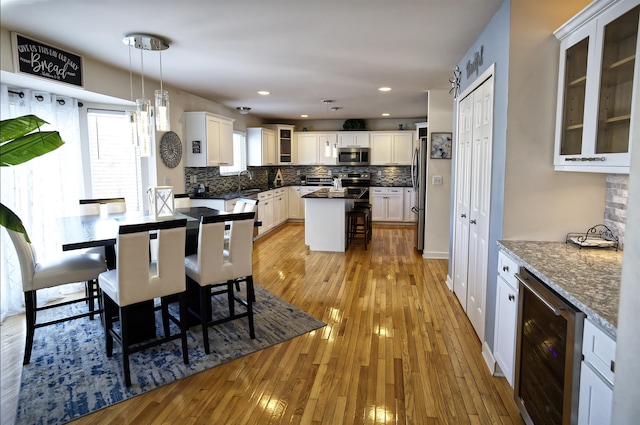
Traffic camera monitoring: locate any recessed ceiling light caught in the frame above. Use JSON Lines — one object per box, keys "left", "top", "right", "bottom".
{"left": 257, "top": 91, "right": 270, "bottom": 95}
{"left": 300, "top": 114, "right": 309, "bottom": 118}
{"left": 378, "top": 87, "right": 392, "bottom": 92}
{"left": 382, "top": 113, "right": 390, "bottom": 117}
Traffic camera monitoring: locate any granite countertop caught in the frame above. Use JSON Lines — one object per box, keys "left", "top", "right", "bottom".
{"left": 498, "top": 240, "right": 623, "bottom": 337}
{"left": 302, "top": 188, "right": 367, "bottom": 199}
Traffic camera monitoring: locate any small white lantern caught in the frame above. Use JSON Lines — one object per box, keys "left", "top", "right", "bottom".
{"left": 148, "top": 186, "right": 174, "bottom": 218}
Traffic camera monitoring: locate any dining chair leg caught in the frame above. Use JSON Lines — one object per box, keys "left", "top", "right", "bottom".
{"left": 227, "top": 282, "right": 235, "bottom": 317}
{"left": 23, "top": 290, "right": 37, "bottom": 365}
{"left": 246, "top": 276, "right": 255, "bottom": 339}
{"left": 200, "top": 285, "right": 211, "bottom": 354}
{"left": 179, "top": 292, "right": 189, "bottom": 364}
{"left": 120, "top": 306, "right": 132, "bottom": 387}
{"left": 161, "top": 298, "right": 171, "bottom": 338}
{"left": 102, "top": 292, "right": 114, "bottom": 357}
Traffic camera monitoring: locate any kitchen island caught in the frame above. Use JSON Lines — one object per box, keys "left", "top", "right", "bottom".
{"left": 302, "top": 187, "right": 367, "bottom": 252}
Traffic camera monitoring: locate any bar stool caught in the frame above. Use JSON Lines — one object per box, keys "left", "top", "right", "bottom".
{"left": 347, "top": 207, "right": 369, "bottom": 250}
{"left": 352, "top": 203, "right": 372, "bottom": 243}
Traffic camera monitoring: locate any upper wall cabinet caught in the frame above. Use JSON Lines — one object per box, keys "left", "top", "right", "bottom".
{"left": 266, "top": 124, "right": 296, "bottom": 165}
{"left": 247, "top": 127, "right": 277, "bottom": 166}
{"left": 295, "top": 132, "right": 337, "bottom": 165}
{"left": 337, "top": 131, "right": 370, "bottom": 147}
{"left": 554, "top": 0, "right": 640, "bottom": 174}
{"left": 184, "top": 112, "right": 235, "bottom": 167}
{"left": 370, "top": 132, "right": 414, "bottom": 165}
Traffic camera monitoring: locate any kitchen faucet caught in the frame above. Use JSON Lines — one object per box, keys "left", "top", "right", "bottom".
{"left": 238, "top": 170, "right": 252, "bottom": 192}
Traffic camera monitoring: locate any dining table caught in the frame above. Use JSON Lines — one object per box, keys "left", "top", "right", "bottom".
{"left": 57, "top": 206, "right": 257, "bottom": 342}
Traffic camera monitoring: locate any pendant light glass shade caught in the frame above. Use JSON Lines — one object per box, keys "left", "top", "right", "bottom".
{"left": 155, "top": 89, "right": 170, "bottom": 131}
{"left": 136, "top": 98, "right": 152, "bottom": 157}
{"left": 324, "top": 140, "right": 331, "bottom": 157}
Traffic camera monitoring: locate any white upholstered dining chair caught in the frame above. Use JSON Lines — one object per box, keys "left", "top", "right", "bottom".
{"left": 6, "top": 228, "right": 107, "bottom": 364}
{"left": 98, "top": 218, "right": 188, "bottom": 387}
{"left": 184, "top": 212, "right": 256, "bottom": 354}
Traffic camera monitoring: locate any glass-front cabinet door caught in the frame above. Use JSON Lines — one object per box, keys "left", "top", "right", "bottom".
{"left": 596, "top": 5, "right": 639, "bottom": 156}
{"left": 554, "top": 1, "right": 639, "bottom": 173}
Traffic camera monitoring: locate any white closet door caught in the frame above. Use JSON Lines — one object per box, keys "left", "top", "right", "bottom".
{"left": 452, "top": 73, "right": 494, "bottom": 341}
{"left": 453, "top": 91, "right": 473, "bottom": 309}
{"left": 466, "top": 76, "right": 494, "bottom": 341}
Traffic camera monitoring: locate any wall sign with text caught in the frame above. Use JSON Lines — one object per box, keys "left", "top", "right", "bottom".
{"left": 12, "top": 32, "right": 84, "bottom": 88}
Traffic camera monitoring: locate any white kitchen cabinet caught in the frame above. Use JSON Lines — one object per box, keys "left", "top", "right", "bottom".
{"left": 247, "top": 127, "right": 277, "bottom": 166}
{"left": 295, "top": 132, "right": 337, "bottom": 165}
{"left": 266, "top": 124, "right": 296, "bottom": 165}
{"left": 493, "top": 251, "right": 519, "bottom": 388}
{"left": 273, "top": 188, "right": 287, "bottom": 225}
{"left": 403, "top": 188, "right": 415, "bottom": 222}
{"left": 553, "top": 1, "right": 639, "bottom": 173}
{"left": 184, "top": 112, "right": 235, "bottom": 167}
{"left": 337, "top": 131, "right": 370, "bottom": 147}
{"left": 371, "top": 187, "right": 404, "bottom": 221}
{"left": 257, "top": 190, "right": 274, "bottom": 236}
{"left": 370, "top": 132, "right": 414, "bottom": 165}
{"left": 288, "top": 186, "right": 303, "bottom": 219}
{"left": 578, "top": 319, "right": 616, "bottom": 425}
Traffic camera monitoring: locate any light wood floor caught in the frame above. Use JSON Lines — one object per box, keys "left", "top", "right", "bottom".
{"left": 1, "top": 223, "right": 523, "bottom": 425}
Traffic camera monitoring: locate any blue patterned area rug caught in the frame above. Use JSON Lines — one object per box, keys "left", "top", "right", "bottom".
{"left": 15, "top": 285, "right": 325, "bottom": 425}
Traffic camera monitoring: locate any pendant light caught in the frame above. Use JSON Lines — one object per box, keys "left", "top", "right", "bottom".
{"left": 123, "top": 34, "right": 171, "bottom": 156}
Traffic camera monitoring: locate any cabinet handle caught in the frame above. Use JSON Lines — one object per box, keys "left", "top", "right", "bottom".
{"left": 564, "top": 157, "right": 606, "bottom": 162}
{"left": 470, "top": 219, "right": 477, "bottom": 224}
{"left": 461, "top": 213, "right": 467, "bottom": 218}
{"left": 503, "top": 266, "right": 509, "bottom": 272}
{"left": 508, "top": 294, "right": 515, "bottom": 301}
{"left": 611, "top": 360, "right": 615, "bottom": 373}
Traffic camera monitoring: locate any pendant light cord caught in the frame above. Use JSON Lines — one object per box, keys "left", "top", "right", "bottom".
{"left": 140, "top": 47, "right": 145, "bottom": 100}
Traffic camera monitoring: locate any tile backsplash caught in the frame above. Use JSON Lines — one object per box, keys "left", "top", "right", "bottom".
{"left": 604, "top": 174, "right": 628, "bottom": 248}
{"left": 184, "top": 165, "right": 412, "bottom": 195}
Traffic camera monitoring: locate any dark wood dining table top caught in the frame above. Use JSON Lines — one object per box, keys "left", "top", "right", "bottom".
{"left": 57, "top": 207, "right": 252, "bottom": 251}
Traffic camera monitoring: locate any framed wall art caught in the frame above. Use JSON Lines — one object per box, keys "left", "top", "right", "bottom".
{"left": 430, "top": 132, "right": 452, "bottom": 159}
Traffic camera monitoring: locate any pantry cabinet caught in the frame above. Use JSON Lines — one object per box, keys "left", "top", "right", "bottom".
{"left": 370, "top": 132, "right": 413, "bottom": 165}
{"left": 247, "top": 127, "right": 277, "bottom": 166}
{"left": 554, "top": 0, "right": 639, "bottom": 173}
{"left": 371, "top": 187, "right": 404, "bottom": 221}
{"left": 295, "top": 132, "right": 336, "bottom": 165}
{"left": 184, "top": 112, "right": 235, "bottom": 167}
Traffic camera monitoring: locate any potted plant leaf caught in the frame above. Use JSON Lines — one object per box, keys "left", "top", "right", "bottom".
{"left": 0, "top": 115, "right": 65, "bottom": 242}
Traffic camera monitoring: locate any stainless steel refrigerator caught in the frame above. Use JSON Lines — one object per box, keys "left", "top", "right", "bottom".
{"left": 411, "top": 135, "right": 428, "bottom": 252}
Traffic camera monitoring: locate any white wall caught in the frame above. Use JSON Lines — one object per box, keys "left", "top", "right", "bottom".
{"left": 423, "top": 90, "right": 452, "bottom": 259}
{"left": 503, "top": 0, "right": 605, "bottom": 241}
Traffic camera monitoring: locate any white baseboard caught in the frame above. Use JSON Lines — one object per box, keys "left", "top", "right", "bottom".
{"left": 422, "top": 251, "right": 448, "bottom": 259}
{"left": 482, "top": 341, "right": 498, "bottom": 375}
{"left": 446, "top": 274, "right": 453, "bottom": 291}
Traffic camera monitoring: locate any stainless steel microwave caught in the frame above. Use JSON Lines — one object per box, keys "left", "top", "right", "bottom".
{"left": 337, "top": 147, "right": 370, "bottom": 166}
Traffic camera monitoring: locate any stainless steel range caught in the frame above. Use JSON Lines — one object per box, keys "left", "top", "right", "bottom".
{"left": 339, "top": 172, "right": 371, "bottom": 205}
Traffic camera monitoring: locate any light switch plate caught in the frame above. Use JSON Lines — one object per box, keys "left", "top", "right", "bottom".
{"left": 432, "top": 175, "right": 443, "bottom": 185}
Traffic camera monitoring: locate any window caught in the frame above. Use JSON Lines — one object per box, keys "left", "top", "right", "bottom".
{"left": 86, "top": 109, "right": 143, "bottom": 211}
{"left": 220, "top": 131, "right": 247, "bottom": 176}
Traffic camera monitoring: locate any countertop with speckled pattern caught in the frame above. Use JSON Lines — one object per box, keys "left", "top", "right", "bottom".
{"left": 498, "top": 240, "right": 622, "bottom": 338}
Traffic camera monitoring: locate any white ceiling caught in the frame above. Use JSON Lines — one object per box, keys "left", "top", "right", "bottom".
{"left": 0, "top": 0, "right": 503, "bottom": 121}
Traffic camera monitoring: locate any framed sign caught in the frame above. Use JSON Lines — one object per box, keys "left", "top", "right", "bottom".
{"left": 12, "top": 32, "right": 84, "bottom": 88}
{"left": 430, "top": 132, "right": 452, "bottom": 159}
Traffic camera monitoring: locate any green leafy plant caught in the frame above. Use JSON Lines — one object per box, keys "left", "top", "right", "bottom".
{"left": 0, "top": 115, "right": 65, "bottom": 242}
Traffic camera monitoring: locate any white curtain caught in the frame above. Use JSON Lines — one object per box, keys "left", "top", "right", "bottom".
{"left": 1, "top": 84, "right": 85, "bottom": 322}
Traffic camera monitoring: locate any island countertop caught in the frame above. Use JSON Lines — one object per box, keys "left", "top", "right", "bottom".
{"left": 302, "top": 187, "right": 367, "bottom": 199}
{"left": 498, "top": 240, "right": 623, "bottom": 337}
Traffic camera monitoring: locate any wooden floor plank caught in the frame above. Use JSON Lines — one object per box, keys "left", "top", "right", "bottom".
{"left": 1, "top": 223, "right": 524, "bottom": 425}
